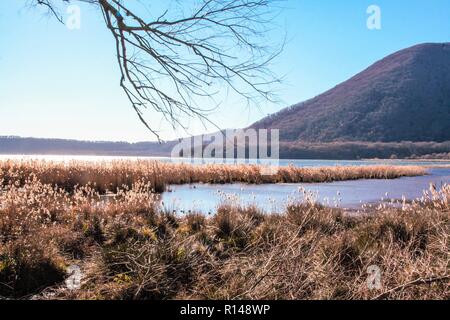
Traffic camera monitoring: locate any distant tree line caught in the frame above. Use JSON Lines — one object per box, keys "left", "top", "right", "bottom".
{"left": 1, "top": 136, "right": 450, "bottom": 160}
{"left": 280, "top": 141, "right": 450, "bottom": 160}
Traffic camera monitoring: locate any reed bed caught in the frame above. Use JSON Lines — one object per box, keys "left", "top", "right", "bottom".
{"left": 0, "top": 176, "right": 448, "bottom": 300}
{"left": 0, "top": 160, "right": 426, "bottom": 194}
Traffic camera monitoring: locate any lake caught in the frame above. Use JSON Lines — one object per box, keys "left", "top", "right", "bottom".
{"left": 161, "top": 168, "right": 450, "bottom": 214}
{"left": 1, "top": 155, "right": 449, "bottom": 214}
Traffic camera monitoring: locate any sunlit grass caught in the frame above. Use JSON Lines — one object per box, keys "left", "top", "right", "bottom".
{"left": 0, "top": 160, "right": 426, "bottom": 194}
{"left": 0, "top": 169, "right": 447, "bottom": 300}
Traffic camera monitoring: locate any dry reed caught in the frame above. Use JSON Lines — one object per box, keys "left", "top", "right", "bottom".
{"left": 0, "top": 169, "right": 447, "bottom": 300}
{"left": 0, "top": 160, "right": 426, "bottom": 194}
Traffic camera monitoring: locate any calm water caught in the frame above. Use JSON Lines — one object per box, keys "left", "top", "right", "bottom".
{"left": 1, "top": 155, "right": 449, "bottom": 213}
{"left": 161, "top": 168, "right": 450, "bottom": 214}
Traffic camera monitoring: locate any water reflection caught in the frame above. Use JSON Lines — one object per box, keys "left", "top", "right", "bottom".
{"left": 161, "top": 168, "right": 450, "bottom": 214}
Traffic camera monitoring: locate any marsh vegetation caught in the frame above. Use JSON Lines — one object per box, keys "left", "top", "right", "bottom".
{"left": 0, "top": 160, "right": 425, "bottom": 194}
{"left": 0, "top": 160, "right": 448, "bottom": 300}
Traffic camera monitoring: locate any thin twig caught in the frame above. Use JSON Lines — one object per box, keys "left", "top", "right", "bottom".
{"left": 373, "top": 275, "right": 450, "bottom": 300}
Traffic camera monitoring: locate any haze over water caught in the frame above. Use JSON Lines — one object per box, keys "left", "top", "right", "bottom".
{"left": 1, "top": 155, "right": 449, "bottom": 168}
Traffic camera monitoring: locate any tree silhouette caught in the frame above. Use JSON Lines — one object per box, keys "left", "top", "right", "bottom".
{"left": 30, "top": 0, "right": 283, "bottom": 140}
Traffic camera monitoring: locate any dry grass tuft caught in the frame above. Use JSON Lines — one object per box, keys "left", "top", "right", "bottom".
{"left": 0, "top": 161, "right": 446, "bottom": 300}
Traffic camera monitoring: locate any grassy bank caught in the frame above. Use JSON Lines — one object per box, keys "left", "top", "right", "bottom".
{"left": 0, "top": 176, "right": 448, "bottom": 300}
{"left": 0, "top": 160, "right": 426, "bottom": 194}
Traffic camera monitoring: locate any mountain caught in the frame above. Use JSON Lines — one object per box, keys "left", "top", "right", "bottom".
{"left": 252, "top": 43, "right": 450, "bottom": 143}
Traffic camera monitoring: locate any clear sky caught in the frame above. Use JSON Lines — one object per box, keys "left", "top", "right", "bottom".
{"left": 0, "top": 0, "right": 449, "bottom": 142}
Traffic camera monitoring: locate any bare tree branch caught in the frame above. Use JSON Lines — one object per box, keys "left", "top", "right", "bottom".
{"left": 31, "top": 0, "right": 284, "bottom": 141}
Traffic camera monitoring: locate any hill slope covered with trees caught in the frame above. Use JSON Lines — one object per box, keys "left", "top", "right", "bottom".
{"left": 252, "top": 43, "right": 450, "bottom": 143}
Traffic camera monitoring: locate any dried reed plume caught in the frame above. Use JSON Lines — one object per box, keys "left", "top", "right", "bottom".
{"left": 0, "top": 160, "right": 426, "bottom": 194}
{"left": 0, "top": 171, "right": 447, "bottom": 300}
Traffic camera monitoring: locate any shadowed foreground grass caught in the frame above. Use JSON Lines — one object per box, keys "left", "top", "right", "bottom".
{"left": 0, "top": 160, "right": 426, "bottom": 194}
{"left": 0, "top": 176, "right": 448, "bottom": 300}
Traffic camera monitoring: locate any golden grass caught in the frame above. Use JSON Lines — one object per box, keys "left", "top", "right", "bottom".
{"left": 0, "top": 174, "right": 448, "bottom": 300}
{"left": 0, "top": 160, "right": 426, "bottom": 194}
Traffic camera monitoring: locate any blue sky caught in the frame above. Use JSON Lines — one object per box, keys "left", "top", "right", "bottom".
{"left": 0, "top": 0, "right": 449, "bottom": 142}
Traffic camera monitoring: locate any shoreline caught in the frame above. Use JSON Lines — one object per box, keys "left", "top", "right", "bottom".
{"left": 0, "top": 160, "right": 427, "bottom": 194}
{"left": 1, "top": 153, "right": 450, "bottom": 161}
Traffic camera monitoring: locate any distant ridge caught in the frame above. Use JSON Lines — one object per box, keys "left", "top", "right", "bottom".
{"left": 252, "top": 43, "right": 450, "bottom": 143}
{"left": 1, "top": 136, "right": 449, "bottom": 160}
{"left": 0, "top": 136, "right": 176, "bottom": 157}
